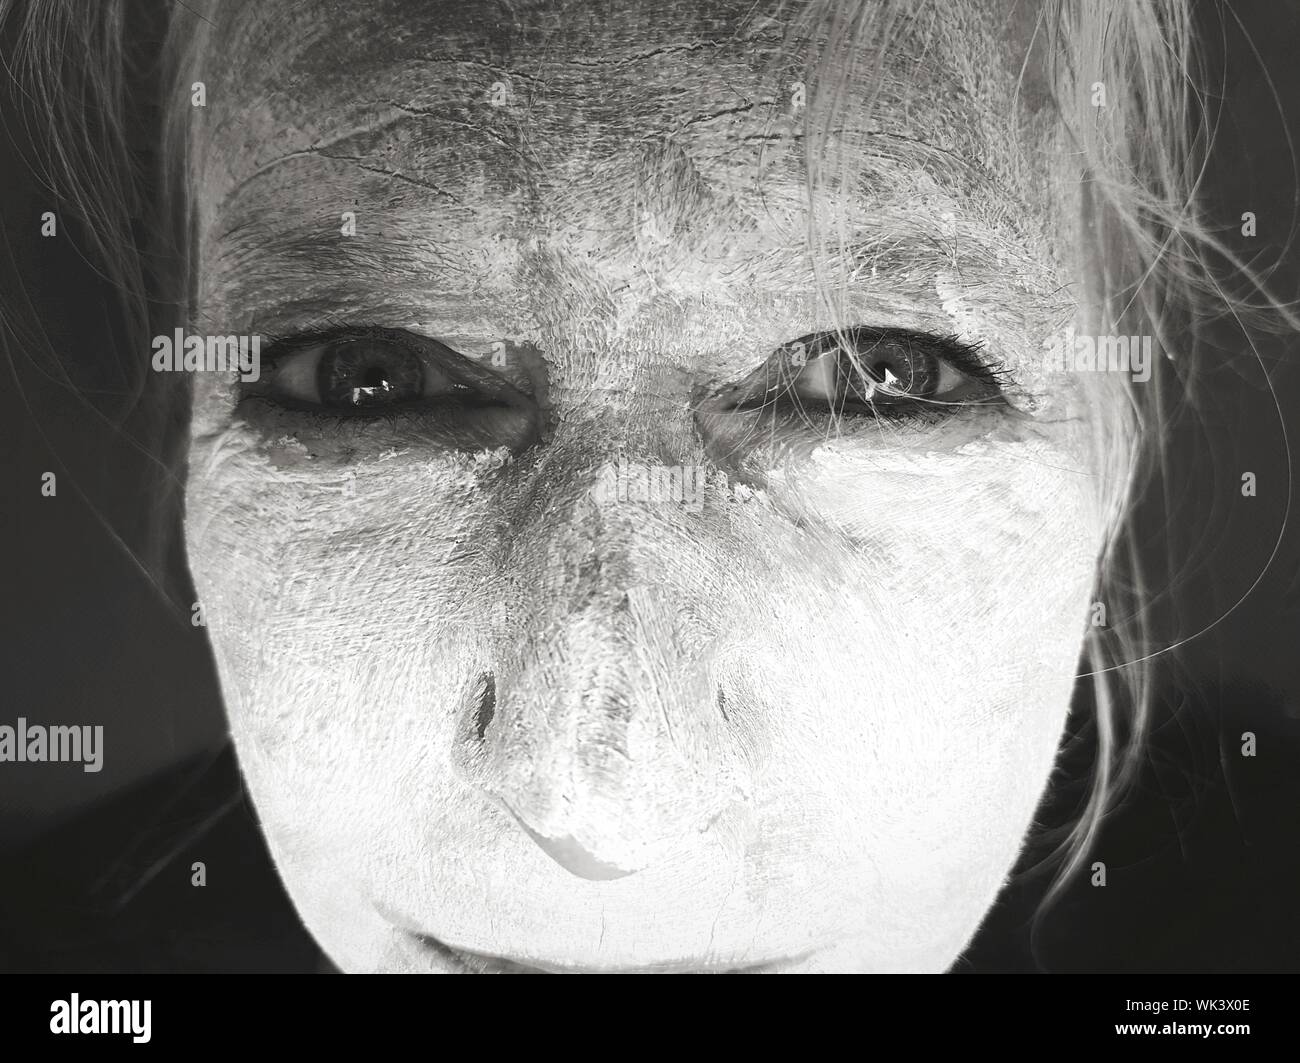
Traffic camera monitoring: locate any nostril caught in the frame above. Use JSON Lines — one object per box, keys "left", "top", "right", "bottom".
{"left": 716, "top": 685, "right": 730, "bottom": 723}
{"left": 473, "top": 672, "right": 496, "bottom": 741}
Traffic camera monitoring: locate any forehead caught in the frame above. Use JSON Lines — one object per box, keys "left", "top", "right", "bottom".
{"left": 197, "top": 0, "right": 1039, "bottom": 115}
{"left": 189, "top": 0, "right": 1067, "bottom": 387}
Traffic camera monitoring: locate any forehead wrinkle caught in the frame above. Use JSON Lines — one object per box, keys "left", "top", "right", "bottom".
{"left": 210, "top": 127, "right": 1024, "bottom": 270}
{"left": 198, "top": 29, "right": 1040, "bottom": 283}
{"left": 208, "top": 99, "right": 1034, "bottom": 285}
{"left": 197, "top": 0, "right": 1028, "bottom": 210}
{"left": 213, "top": 108, "right": 454, "bottom": 216}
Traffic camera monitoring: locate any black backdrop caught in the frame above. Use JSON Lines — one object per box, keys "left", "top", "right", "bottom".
{"left": 1, "top": 0, "right": 1297, "bottom": 972}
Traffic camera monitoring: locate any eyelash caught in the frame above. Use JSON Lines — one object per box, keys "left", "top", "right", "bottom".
{"left": 241, "top": 325, "right": 1013, "bottom": 430}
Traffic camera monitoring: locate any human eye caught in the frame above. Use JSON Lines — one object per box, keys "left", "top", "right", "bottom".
{"left": 245, "top": 326, "right": 530, "bottom": 417}
{"left": 717, "top": 327, "right": 1012, "bottom": 424}
{"left": 236, "top": 325, "right": 541, "bottom": 451}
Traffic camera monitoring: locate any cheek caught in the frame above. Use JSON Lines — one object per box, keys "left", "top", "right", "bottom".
{"left": 715, "top": 427, "right": 1100, "bottom": 935}
{"left": 184, "top": 441, "right": 509, "bottom": 967}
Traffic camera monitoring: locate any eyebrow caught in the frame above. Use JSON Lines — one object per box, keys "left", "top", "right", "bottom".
{"left": 209, "top": 176, "right": 1031, "bottom": 305}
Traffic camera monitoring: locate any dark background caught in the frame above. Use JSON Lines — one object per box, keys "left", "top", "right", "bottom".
{"left": 1, "top": 0, "right": 1298, "bottom": 971}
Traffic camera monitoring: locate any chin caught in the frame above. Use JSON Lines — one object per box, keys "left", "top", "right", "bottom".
{"left": 306, "top": 912, "right": 979, "bottom": 974}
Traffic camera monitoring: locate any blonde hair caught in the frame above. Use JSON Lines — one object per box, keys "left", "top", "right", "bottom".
{"left": 2, "top": 0, "right": 1294, "bottom": 928}
{"left": 759, "top": 0, "right": 1297, "bottom": 925}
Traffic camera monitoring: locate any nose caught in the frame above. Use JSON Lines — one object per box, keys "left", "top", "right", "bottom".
{"left": 459, "top": 600, "right": 750, "bottom": 878}
{"left": 452, "top": 443, "right": 753, "bottom": 878}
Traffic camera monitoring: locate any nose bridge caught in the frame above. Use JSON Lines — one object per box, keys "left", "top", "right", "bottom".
{"left": 456, "top": 417, "right": 750, "bottom": 877}
{"left": 500, "top": 410, "right": 703, "bottom": 613}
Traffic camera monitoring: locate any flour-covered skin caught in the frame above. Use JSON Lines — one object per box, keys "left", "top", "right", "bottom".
{"left": 182, "top": 0, "right": 1119, "bottom": 972}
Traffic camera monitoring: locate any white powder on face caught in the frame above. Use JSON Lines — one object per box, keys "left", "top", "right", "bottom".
{"left": 934, "top": 269, "right": 985, "bottom": 342}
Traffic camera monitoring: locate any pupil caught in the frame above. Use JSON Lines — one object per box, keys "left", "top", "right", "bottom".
{"left": 319, "top": 341, "right": 423, "bottom": 407}
{"left": 871, "top": 358, "right": 913, "bottom": 390}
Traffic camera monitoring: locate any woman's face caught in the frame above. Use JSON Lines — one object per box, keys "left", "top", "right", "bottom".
{"left": 183, "top": 0, "right": 1111, "bottom": 972}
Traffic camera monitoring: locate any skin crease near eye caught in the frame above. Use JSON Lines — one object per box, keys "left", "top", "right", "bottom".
{"left": 182, "top": 0, "right": 1115, "bottom": 973}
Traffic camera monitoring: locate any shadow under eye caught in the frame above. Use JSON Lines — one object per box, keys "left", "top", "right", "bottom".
{"left": 235, "top": 392, "right": 543, "bottom": 461}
